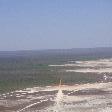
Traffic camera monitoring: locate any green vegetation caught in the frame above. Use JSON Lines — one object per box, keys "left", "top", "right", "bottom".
{"left": 0, "top": 49, "right": 111, "bottom": 93}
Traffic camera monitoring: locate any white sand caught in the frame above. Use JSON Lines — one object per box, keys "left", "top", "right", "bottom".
{"left": 66, "top": 68, "right": 112, "bottom": 73}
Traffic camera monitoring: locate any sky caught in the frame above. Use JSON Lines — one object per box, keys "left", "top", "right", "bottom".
{"left": 0, "top": 0, "right": 112, "bottom": 51}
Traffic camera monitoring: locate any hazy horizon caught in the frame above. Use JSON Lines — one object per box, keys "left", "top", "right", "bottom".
{"left": 0, "top": 46, "right": 112, "bottom": 52}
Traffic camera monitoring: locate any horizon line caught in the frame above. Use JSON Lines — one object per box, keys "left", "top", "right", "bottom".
{"left": 0, "top": 47, "right": 112, "bottom": 52}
